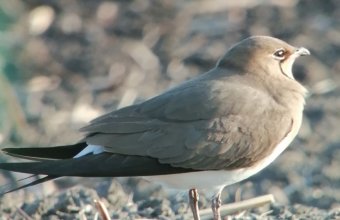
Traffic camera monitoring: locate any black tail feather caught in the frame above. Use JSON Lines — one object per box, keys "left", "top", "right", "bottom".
{"left": 0, "top": 175, "right": 58, "bottom": 196}
{"left": 0, "top": 174, "right": 36, "bottom": 190}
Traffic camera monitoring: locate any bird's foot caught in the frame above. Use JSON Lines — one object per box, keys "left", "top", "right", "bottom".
{"left": 212, "top": 193, "right": 222, "bottom": 220}
{"left": 189, "top": 188, "right": 200, "bottom": 220}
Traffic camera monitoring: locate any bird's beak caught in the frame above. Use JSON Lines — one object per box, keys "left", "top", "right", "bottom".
{"left": 294, "top": 47, "right": 310, "bottom": 56}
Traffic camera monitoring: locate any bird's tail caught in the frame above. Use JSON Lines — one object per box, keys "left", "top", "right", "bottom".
{"left": 0, "top": 143, "right": 86, "bottom": 195}
{"left": 0, "top": 174, "right": 58, "bottom": 196}
{"left": 0, "top": 142, "right": 195, "bottom": 194}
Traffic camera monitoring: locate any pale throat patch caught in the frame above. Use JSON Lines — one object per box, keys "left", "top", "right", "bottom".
{"left": 280, "top": 52, "right": 303, "bottom": 80}
{"left": 280, "top": 59, "right": 295, "bottom": 79}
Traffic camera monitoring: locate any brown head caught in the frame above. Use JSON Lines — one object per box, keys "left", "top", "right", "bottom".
{"left": 217, "top": 36, "right": 310, "bottom": 80}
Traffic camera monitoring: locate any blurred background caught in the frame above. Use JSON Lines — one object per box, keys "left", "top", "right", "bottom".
{"left": 0, "top": 0, "right": 339, "bottom": 219}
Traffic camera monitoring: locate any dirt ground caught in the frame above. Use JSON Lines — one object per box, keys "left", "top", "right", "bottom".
{"left": 0, "top": 0, "right": 339, "bottom": 219}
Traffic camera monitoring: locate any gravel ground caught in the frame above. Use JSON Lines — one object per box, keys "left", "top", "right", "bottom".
{"left": 0, "top": 0, "right": 339, "bottom": 219}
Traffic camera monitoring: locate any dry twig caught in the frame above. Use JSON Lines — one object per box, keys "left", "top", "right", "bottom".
{"left": 15, "top": 207, "right": 34, "bottom": 220}
{"left": 180, "top": 194, "right": 275, "bottom": 220}
{"left": 94, "top": 199, "right": 111, "bottom": 220}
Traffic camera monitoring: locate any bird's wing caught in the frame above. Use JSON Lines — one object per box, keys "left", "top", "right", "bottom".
{"left": 1, "top": 143, "right": 86, "bottom": 160}
{"left": 0, "top": 153, "right": 194, "bottom": 177}
{"left": 0, "top": 70, "right": 221, "bottom": 182}
{"left": 0, "top": 69, "right": 294, "bottom": 179}
{"left": 82, "top": 70, "right": 294, "bottom": 170}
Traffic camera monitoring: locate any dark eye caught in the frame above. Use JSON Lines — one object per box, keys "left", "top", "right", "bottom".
{"left": 273, "top": 48, "right": 286, "bottom": 60}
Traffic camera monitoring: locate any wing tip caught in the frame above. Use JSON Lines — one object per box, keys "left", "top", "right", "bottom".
{"left": 1, "top": 147, "right": 12, "bottom": 154}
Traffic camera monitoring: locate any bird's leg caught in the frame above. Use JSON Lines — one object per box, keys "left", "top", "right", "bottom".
{"left": 189, "top": 188, "right": 200, "bottom": 220}
{"left": 211, "top": 192, "right": 222, "bottom": 220}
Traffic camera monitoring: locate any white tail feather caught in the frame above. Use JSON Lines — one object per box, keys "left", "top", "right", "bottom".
{"left": 73, "top": 145, "right": 104, "bottom": 158}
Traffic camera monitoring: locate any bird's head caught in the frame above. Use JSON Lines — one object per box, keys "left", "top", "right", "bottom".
{"left": 217, "top": 36, "right": 310, "bottom": 80}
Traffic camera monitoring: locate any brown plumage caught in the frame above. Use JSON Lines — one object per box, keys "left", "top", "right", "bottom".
{"left": 0, "top": 36, "right": 310, "bottom": 220}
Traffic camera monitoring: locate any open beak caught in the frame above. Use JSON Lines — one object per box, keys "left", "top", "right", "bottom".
{"left": 294, "top": 47, "right": 310, "bottom": 56}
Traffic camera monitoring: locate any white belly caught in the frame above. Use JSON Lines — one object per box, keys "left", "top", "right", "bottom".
{"left": 78, "top": 126, "right": 298, "bottom": 196}
{"left": 144, "top": 131, "right": 297, "bottom": 195}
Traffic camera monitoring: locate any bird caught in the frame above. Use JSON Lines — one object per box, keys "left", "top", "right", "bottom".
{"left": 0, "top": 36, "right": 310, "bottom": 220}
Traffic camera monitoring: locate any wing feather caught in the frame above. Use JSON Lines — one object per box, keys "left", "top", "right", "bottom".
{"left": 80, "top": 72, "right": 294, "bottom": 171}
{"left": 0, "top": 153, "right": 195, "bottom": 177}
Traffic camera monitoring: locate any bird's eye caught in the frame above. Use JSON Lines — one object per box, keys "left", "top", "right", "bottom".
{"left": 273, "top": 48, "right": 287, "bottom": 60}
